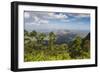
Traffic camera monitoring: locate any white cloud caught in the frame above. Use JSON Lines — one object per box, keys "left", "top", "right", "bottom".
{"left": 31, "top": 12, "right": 68, "bottom": 20}
{"left": 39, "top": 19, "right": 49, "bottom": 24}
{"left": 31, "top": 15, "right": 49, "bottom": 25}
{"left": 54, "top": 13, "right": 68, "bottom": 19}
{"left": 61, "top": 19, "right": 70, "bottom": 22}
{"left": 26, "top": 17, "right": 49, "bottom": 26}
{"left": 34, "top": 16, "right": 39, "bottom": 22}
{"left": 68, "top": 13, "right": 90, "bottom": 18}
{"left": 25, "top": 12, "right": 70, "bottom": 30}
{"left": 77, "top": 14, "right": 90, "bottom": 18}
{"left": 24, "top": 12, "right": 30, "bottom": 18}
{"left": 46, "top": 13, "right": 68, "bottom": 19}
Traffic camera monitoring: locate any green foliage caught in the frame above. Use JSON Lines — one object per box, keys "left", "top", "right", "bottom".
{"left": 69, "top": 36, "right": 82, "bottom": 59}
{"left": 30, "top": 30, "right": 37, "bottom": 37}
{"left": 24, "top": 49, "right": 71, "bottom": 61}
{"left": 37, "top": 33, "right": 46, "bottom": 44}
{"left": 48, "top": 32, "right": 56, "bottom": 50}
{"left": 82, "top": 40, "right": 90, "bottom": 52}
{"left": 24, "top": 30, "right": 29, "bottom": 36}
{"left": 24, "top": 30, "right": 90, "bottom": 62}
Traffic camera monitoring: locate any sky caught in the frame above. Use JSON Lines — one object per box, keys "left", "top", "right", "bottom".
{"left": 24, "top": 11, "right": 90, "bottom": 32}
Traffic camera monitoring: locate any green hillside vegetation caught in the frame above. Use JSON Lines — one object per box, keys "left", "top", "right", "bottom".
{"left": 24, "top": 30, "right": 90, "bottom": 62}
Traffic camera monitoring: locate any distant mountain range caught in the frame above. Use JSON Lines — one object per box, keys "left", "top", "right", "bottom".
{"left": 25, "top": 29, "right": 89, "bottom": 44}
{"left": 52, "top": 30, "right": 89, "bottom": 44}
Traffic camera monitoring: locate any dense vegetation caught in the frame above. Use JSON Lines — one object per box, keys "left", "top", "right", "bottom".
{"left": 24, "top": 30, "right": 90, "bottom": 62}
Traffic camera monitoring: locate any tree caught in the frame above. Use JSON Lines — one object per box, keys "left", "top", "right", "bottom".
{"left": 82, "top": 40, "right": 90, "bottom": 52}
{"left": 81, "top": 33, "right": 90, "bottom": 58}
{"left": 48, "top": 32, "right": 56, "bottom": 50}
{"left": 24, "top": 30, "right": 29, "bottom": 36}
{"left": 29, "top": 30, "right": 37, "bottom": 49}
{"left": 82, "top": 33, "right": 90, "bottom": 52}
{"left": 24, "top": 30, "right": 30, "bottom": 43}
{"left": 36, "top": 33, "right": 46, "bottom": 49}
{"left": 60, "top": 44, "right": 68, "bottom": 50}
{"left": 30, "top": 30, "right": 37, "bottom": 39}
{"left": 69, "top": 36, "right": 82, "bottom": 59}
{"left": 81, "top": 39, "right": 90, "bottom": 58}
{"left": 38, "top": 33, "right": 46, "bottom": 44}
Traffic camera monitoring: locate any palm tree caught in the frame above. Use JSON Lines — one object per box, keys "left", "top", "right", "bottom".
{"left": 48, "top": 32, "right": 56, "bottom": 50}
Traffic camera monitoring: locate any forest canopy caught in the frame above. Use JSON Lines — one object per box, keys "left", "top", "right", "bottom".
{"left": 24, "top": 30, "right": 90, "bottom": 62}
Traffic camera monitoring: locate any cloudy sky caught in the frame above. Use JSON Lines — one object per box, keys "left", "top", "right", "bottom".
{"left": 24, "top": 11, "right": 90, "bottom": 32}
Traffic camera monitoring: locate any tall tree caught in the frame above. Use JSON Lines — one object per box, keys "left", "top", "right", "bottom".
{"left": 30, "top": 30, "right": 37, "bottom": 39}
{"left": 82, "top": 33, "right": 90, "bottom": 52}
{"left": 48, "top": 32, "right": 56, "bottom": 50}
{"left": 38, "top": 33, "right": 46, "bottom": 44}
{"left": 81, "top": 33, "right": 90, "bottom": 58}
{"left": 35, "top": 33, "right": 46, "bottom": 49}
{"left": 69, "top": 36, "right": 82, "bottom": 59}
{"left": 24, "top": 30, "right": 31, "bottom": 44}
{"left": 24, "top": 30, "right": 29, "bottom": 36}
{"left": 29, "top": 30, "right": 37, "bottom": 49}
